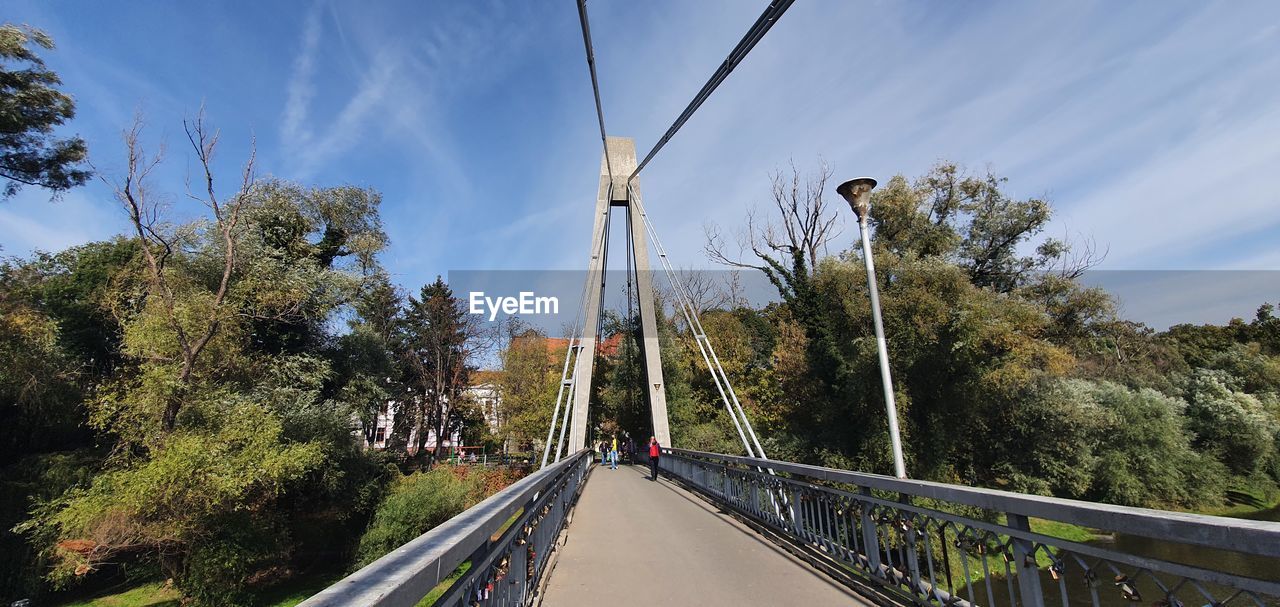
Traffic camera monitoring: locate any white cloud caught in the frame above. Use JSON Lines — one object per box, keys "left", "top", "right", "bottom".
{"left": 0, "top": 189, "right": 125, "bottom": 256}
{"left": 280, "top": 3, "right": 324, "bottom": 151}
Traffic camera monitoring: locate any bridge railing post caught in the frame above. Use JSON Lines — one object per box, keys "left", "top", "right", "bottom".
{"left": 899, "top": 494, "right": 922, "bottom": 593}
{"left": 858, "top": 487, "right": 883, "bottom": 577}
{"left": 1007, "top": 512, "right": 1046, "bottom": 607}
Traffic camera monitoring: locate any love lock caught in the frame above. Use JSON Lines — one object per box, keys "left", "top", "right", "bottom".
{"left": 1113, "top": 575, "right": 1142, "bottom": 602}
{"left": 1048, "top": 558, "right": 1065, "bottom": 581}
{"left": 495, "top": 555, "right": 510, "bottom": 581}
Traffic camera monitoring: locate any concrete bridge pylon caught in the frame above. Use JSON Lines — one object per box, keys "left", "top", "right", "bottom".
{"left": 566, "top": 136, "right": 671, "bottom": 453}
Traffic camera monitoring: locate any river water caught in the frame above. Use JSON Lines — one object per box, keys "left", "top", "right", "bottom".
{"left": 1089, "top": 504, "right": 1280, "bottom": 583}
{"left": 1070, "top": 504, "right": 1280, "bottom": 607}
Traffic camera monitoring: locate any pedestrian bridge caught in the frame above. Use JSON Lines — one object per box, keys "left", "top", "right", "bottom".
{"left": 300, "top": 449, "right": 1280, "bottom": 607}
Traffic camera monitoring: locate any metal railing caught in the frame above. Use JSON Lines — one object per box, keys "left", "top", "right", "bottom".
{"left": 659, "top": 448, "right": 1280, "bottom": 607}
{"left": 300, "top": 450, "right": 591, "bottom": 607}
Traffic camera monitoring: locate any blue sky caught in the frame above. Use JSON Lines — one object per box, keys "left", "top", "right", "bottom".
{"left": 2, "top": 1, "right": 1279, "bottom": 326}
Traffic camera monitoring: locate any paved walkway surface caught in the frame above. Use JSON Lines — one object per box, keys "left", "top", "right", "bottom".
{"left": 541, "top": 463, "right": 868, "bottom": 606}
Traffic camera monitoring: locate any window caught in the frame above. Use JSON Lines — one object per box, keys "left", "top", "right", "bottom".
{"left": 375, "top": 427, "right": 386, "bottom": 444}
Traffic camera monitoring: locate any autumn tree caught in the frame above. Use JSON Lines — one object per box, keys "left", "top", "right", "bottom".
{"left": 18, "top": 112, "right": 392, "bottom": 604}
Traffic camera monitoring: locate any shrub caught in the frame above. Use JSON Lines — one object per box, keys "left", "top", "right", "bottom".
{"left": 354, "top": 466, "right": 525, "bottom": 568}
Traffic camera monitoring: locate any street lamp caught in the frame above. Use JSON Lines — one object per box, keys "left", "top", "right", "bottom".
{"left": 836, "top": 177, "right": 907, "bottom": 479}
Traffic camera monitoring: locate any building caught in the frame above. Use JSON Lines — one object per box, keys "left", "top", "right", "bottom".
{"left": 469, "top": 370, "right": 503, "bottom": 436}
{"left": 363, "top": 399, "right": 464, "bottom": 454}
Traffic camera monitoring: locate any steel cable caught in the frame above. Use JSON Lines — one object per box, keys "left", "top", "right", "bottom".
{"left": 629, "top": 0, "right": 796, "bottom": 182}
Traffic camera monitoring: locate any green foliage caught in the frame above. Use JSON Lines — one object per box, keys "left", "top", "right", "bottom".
{"left": 354, "top": 466, "right": 521, "bottom": 568}
{"left": 1183, "top": 370, "right": 1277, "bottom": 475}
{"left": 354, "top": 468, "right": 471, "bottom": 567}
{"left": 0, "top": 24, "right": 91, "bottom": 199}
{"left": 2, "top": 114, "right": 403, "bottom": 604}
{"left": 1, "top": 451, "right": 100, "bottom": 601}
{"left": 21, "top": 405, "right": 322, "bottom": 591}
{"left": 495, "top": 325, "right": 559, "bottom": 453}
{"left": 58, "top": 581, "right": 181, "bottom": 607}
{"left": 0, "top": 238, "right": 135, "bottom": 461}
{"left": 701, "top": 160, "right": 1280, "bottom": 512}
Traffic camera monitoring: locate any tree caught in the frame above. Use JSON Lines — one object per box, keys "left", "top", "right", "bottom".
{"left": 396, "top": 277, "right": 489, "bottom": 466}
{"left": 1183, "top": 370, "right": 1277, "bottom": 475}
{"left": 494, "top": 325, "right": 559, "bottom": 454}
{"left": 334, "top": 273, "right": 403, "bottom": 446}
{"left": 100, "top": 111, "right": 255, "bottom": 434}
{"left": 17, "top": 110, "right": 392, "bottom": 603}
{"left": 0, "top": 238, "right": 135, "bottom": 459}
{"left": 0, "top": 24, "right": 90, "bottom": 199}
{"left": 705, "top": 161, "right": 839, "bottom": 307}
{"left": 868, "top": 162, "right": 1101, "bottom": 292}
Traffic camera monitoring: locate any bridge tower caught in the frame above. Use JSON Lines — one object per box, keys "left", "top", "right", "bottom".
{"left": 566, "top": 137, "right": 671, "bottom": 453}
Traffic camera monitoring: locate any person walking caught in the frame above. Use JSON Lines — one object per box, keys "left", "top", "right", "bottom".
{"left": 609, "top": 435, "right": 619, "bottom": 470}
{"left": 647, "top": 436, "right": 661, "bottom": 481}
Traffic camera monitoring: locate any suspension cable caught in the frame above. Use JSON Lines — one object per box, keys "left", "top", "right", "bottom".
{"left": 576, "top": 0, "right": 614, "bottom": 183}
{"left": 627, "top": 184, "right": 768, "bottom": 460}
{"left": 629, "top": 0, "right": 796, "bottom": 182}
{"left": 546, "top": 198, "right": 612, "bottom": 466}
{"left": 565, "top": 0, "right": 789, "bottom": 460}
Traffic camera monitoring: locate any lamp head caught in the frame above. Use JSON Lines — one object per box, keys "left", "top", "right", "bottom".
{"left": 836, "top": 177, "right": 878, "bottom": 221}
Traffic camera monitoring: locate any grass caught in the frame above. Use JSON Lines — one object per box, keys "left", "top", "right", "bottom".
{"left": 57, "top": 582, "right": 180, "bottom": 607}
{"left": 253, "top": 571, "right": 348, "bottom": 607}
{"left": 416, "top": 561, "right": 472, "bottom": 606}
{"left": 1028, "top": 517, "right": 1098, "bottom": 543}
{"left": 53, "top": 570, "right": 343, "bottom": 607}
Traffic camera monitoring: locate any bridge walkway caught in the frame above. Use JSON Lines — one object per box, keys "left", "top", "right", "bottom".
{"left": 541, "top": 461, "right": 868, "bottom": 606}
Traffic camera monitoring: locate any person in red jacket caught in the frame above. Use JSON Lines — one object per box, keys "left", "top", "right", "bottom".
{"left": 647, "top": 436, "right": 661, "bottom": 481}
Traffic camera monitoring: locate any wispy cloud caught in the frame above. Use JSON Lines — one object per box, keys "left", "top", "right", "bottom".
{"left": 280, "top": 3, "right": 323, "bottom": 152}
{"left": 0, "top": 189, "right": 125, "bottom": 255}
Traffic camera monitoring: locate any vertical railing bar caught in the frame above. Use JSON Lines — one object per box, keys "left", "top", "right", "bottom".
{"left": 860, "top": 487, "right": 883, "bottom": 577}
{"left": 941, "top": 524, "right": 956, "bottom": 596}
{"left": 1005, "top": 553, "right": 1019, "bottom": 607}
{"left": 882, "top": 513, "right": 898, "bottom": 576}
{"left": 958, "top": 534, "right": 976, "bottom": 605}
{"left": 921, "top": 524, "right": 942, "bottom": 604}
{"left": 979, "top": 542, "right": 997, "bottom": 607}
{"left": 819, "top": 492, "right": 831, "bottom": 552}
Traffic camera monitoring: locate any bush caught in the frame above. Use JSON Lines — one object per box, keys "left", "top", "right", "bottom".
{"left": 17, "top": 405, "right": 324, "bottom": 605}
{"left": 354, "top": 466, "right": 523, "bottom": 568}
{"left": 0, "top": 451, "right": 100, "bottom": 603}
{"left": 1084, "top": 380, "right": 1225, "bottom": 507}
{"left": 1183, "top": 370, "right": 1277, "bottom": 475}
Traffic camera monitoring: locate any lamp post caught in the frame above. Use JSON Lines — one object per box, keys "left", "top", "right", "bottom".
{"left": 836, "top": 177, "right": 907, "bottom": 479}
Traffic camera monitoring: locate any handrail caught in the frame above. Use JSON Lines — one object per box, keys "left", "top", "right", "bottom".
{"left": 659, "top": 448, "right": 1280, "bottom": 607}
{"left": 300, "top": 450, "right": 590, "bottom": 607}
{"left": 666, "top": 448, "right": 1280, "bottom": 558}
